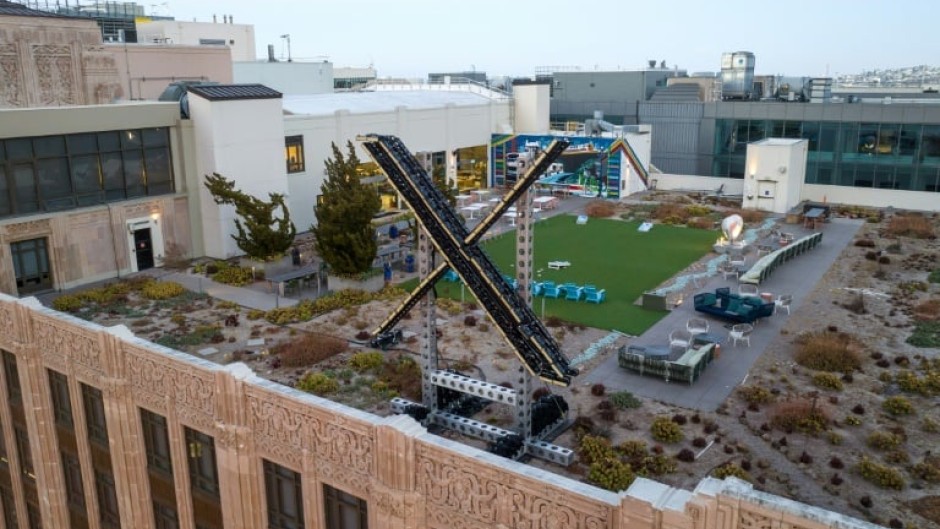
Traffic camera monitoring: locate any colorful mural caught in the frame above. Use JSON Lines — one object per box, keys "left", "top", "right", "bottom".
{"left": 489, "top": 134, "right": 649, "bottom": 199}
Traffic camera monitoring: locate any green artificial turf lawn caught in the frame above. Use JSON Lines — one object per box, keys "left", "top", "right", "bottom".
{"left": 398, "top": 214, "right": 716, "bottom": 335}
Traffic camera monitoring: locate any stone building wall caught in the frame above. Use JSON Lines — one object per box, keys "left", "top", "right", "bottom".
{"left": 0, "top": 195, "right": 190, "bottom": 295}
{"left": 0, "top": 293, "right": 881, "bottom": 529}
{"left": 0, "top": 15, "right": 122, "bottom": 108}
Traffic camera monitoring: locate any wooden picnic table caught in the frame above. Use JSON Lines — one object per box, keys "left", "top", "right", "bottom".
{"left": 803, "top": 207, "right": 826, "bottom": 229}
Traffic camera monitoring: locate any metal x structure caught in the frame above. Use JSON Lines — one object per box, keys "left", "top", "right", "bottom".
{"left": 359, "top": 135, "right": 577, "bottom": 386}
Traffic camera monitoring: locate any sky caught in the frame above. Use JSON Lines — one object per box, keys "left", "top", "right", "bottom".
{"left": 158, "top": 0, "right": 939, "bottom": 79}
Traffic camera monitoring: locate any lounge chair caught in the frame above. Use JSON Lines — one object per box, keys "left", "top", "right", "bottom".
{"left": 543, "top": 284, "right": 562, "bottom": 298}
{"left": 565, "top": 285, "right": 583, "bottom": 301}
{"left": 584, "top": 288, "right": 606, "bottom": 304}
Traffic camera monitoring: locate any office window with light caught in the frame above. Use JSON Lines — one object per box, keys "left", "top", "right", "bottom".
{"left": 285, "top": 136, "right": 305, "bottom": 173}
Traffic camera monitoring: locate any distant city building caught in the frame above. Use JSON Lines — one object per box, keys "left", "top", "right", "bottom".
{"left": 428, "top": 71, "right": 487, "bottom": 84}
{"left": 333, "top": 66, "right": 377, "bottom": 90}
{"left": 233, "top": 60, "right": 334, "bottom": 95}
{"left": 136, "top": 16, "right": 256, "bottom": 62}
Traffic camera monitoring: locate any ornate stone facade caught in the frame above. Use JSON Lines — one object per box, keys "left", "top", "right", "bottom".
{"left": 0, "top": 293, "right": 882, "bottom": 529}
{"left": 0, "top": 15, "right": 122, "bottom": 108}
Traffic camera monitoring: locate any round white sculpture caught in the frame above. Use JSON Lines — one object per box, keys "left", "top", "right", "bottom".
{"left": 721, "top": 214, "right": 744, "bottom": 244}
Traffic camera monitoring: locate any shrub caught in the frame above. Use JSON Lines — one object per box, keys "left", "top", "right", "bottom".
{"left": 650, "top": 417, "right": 684, "bottom": 443}
{"left": 640, "top": 454, "right": 677, "bottom": 476}
{"left": 211, "top": 266, "right": 255, "bottom": 286}
{"left": 578, "top": 435, "right": 614, "bottom": 465}
{"left": 867, "top": 431, "right": 903, "bottom": 450}
{"left": 676, "top": 448, "right": 695, "bottom": 462}
{"left": 886, "top": 214, "right": 935, "bottom": 239}
{"left": 855, "top": 458, "right": 905, "bottom": 489}
{"left": 246, "top": 309, "right": 265, "bottom": 320}
{"left": 911, "top": 460, "right": 940, "bottom": 483}
{"left": 912, "top": 299, "right": 940, "bottom": 322}
{"left": 712, "top": 464, "right": 751, "bottom": 482}
{"left": 738, "top": 385, "right": 775, "bottom": 405}
{"left": 684, "top": 205, "right": 711, "bottom": 217}
{"left": 672, "top": 414, "right": 688, "bottom": 425}
{"left": 812, "top": 372, "right": 844, "bottom": 391}
{"left": 263, "top": 287, "right": 406, "bottom": 325}
{"left": 895, "top": 370, "right": 940, "bottom": 396}
{"left": 296, "top": 372, "right": 339, "bottom": 395}
{"left": 686, "top": 217, "right": 713, "bottom": 230}
{"left": 141, "top": 281, "right": 185, "bottom": 300}
{"left": 859, "top": 495, "right": 873, "bottom": 508}
{"left": 616, "top": 439, "right": 648, "bottom": 460}
{"left": 463, "top": 315, "right": 477, "bottom": 327}
{"left": 878, "top": 255, "right": 891, "bottom": 264}
{"left": 349, "top": 351, "right": 384, "bottom": 372}
{"left": 52, "top": 294, "right": 84, "bottom": 312}
{"left": 590, "top": 384, "right": 606, "bottom": 397}
{"left": 585, "top": 200, "right": 617, "bottom": 218}
{"left": 829, "top": 456, "right": 844, "bottom": 469}
{"left": 769, "top": 399, "right": 830, "bottom": 434}
{"left": 651, "top": 203, "right": 689, "bottom": 222}
{"left": 854, "top": 239, "right": 876, "bottom": 247}
{"left": 882, "top": 396, "right": 914, "bottom": 416}
{"left": 609, "top": 391, "right": 643, "bottom": 409}
{"left": 929, "top": 269, "right": 940, "bottom": 284}
{"left": 588, "top": 458, "right": 635, "bottom": 491}
{"left": 793, "top": 330, "right": 863, "bottom": 372}
{"left": 907, "top": 321, "right": 940, "bottom": 348}
{"left": 692, "top": 437, "right": 707, "bottom": 448}
{"left": 272, "top": 334, "right": 347, "bottom": 367}
{"left": 844, "top": 415, "right": 862, "bottom": 426}
{"left": 378, "top": 355, "right": 422, "bottom": 401}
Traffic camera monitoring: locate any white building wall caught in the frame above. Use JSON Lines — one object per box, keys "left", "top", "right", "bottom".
{"left": 652, "top": 174, "right": 744, "bottom": 195}
{"left": 742, "top": 139, "right": 807, "bottom": 214}
{"left": 189, "top": 96, "right": 288, "bottom": 258}
{"left": 233, "top": 62, "right": 334, "bottom": 95}
{"left": 136, "top": 20, "right": 256, "bottom": 62}
{"left": 284, "top": 100, "right": 512, "bottom": 230}
{"left": 801, "top": 184, "right": 940, "bottom": 212}
{"left": 512, "top": 83, "right": 550, "bottom": 134}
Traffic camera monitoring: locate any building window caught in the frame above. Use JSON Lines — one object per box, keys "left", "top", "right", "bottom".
{"left": 48, "top": 369, "right": 74, "bottom": 428}
{"left": 153, "top": 501, "right": 179, "bottom": 529}
{"left": 81, "top": 384, "right": 109, "bottom": 446}
{"left": 140, "top": 409, "right": 172, "bottom": 474}
{"left": 2, "top": 351, "right": 21, "bottom": 403}
{"left": 0, "top": 486, "right": 16, "bottom": 529}
{"left": 263, "top": 459, "right": 304, "bottom": 529}
{"left": 10, "top": 237, "right": 53, "bottom": 295}
{"left": 0, "top": 128, "right": 175, "bottom": 220}
{"left": 285, "top": 136, "right": 305, "bottom": 173}
{"left": 14, "top": 427, "right": 33, "bottom": 477}
{"left": 94, "top": 470, "right": 121, "bottom": 529}
{"left": 61, "top": 452, "right": 86, "bottom": 511}
{"left": 26, "top": 501, "right": 42, "bottom": 529}
{"left": 185, "top": 427, "right": 220, "bottom": 497}
{"left": 324, "top": 484, "right": 368, "bottom": 529}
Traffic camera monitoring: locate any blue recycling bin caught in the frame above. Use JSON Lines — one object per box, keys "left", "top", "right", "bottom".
{"left": 404, "top": 255, "right": 415, "bottom": 273}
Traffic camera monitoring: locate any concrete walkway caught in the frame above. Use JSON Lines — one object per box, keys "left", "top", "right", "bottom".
{"left": 584, "top": 218, "right": 863, "bottom": 411}
{"left": 162, "top": 272, "right": 298, "bottom": 311}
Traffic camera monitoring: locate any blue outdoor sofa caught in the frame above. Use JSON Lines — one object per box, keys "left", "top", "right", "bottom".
{"left": 693, "top": 287, "right": 774, "bottom": 324}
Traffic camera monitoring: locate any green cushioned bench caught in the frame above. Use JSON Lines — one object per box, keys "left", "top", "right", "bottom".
{"left": 739, "top": 232, "right": 823, "bottom": 285}
{"left": 617, "top": 343, "right": 716, "bottom": 384}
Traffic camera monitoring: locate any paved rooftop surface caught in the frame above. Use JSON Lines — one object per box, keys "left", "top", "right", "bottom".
{"left": 583, "top": 217, "right": 863, "bottom": 411}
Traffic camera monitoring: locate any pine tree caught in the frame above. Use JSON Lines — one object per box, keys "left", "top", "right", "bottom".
{"left": 432, "top": 164, "right": 457, "bottom": 208}
{"left": 312, "top": 141, "right": 382, "bottom": 275}
{"left": 203, "top": 172, "right": 296, "bottom": 260}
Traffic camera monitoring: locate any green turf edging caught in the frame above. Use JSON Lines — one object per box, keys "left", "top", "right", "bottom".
{"left": 395, "top": 214, "right": 716, "bottom": 335}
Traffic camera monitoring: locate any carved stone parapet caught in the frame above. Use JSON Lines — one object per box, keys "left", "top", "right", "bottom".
{"left": 2, "top": 218, "right": 52, "bottom": 241}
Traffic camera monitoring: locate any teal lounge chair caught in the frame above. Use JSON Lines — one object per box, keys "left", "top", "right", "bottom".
{"left": 565, "top": 285, "right": 583, "bottom": 301}
{"left": 584, "top": 288, "right": 606, "bottom": 304}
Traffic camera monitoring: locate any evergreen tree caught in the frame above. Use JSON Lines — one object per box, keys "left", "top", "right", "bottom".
{"left": 203, "top": 172, "right": 296, "bottom": 260}
{"left": 432, "top": 164, "right": 457, "bottom": 208}
{"left": 312, "top": 142, "right": 382, "bottom": 275}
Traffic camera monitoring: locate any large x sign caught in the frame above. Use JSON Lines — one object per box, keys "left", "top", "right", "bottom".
{"left": 359, "top": 135, "right": 577, "bottom": 386}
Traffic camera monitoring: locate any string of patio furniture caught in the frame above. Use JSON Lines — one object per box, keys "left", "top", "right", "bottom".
{"left": 442, "top": 271, "right": 606, "bottom": 303}
{"left": 738, "top": 231, "right": 823, "bottom": 285}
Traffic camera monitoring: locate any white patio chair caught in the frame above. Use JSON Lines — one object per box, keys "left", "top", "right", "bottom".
{"left": 686, "top": 317, "right": 709, "bottom": 336}
{"left": 775, "top": 294, "right": 792, "bottom": 315}
{"left": 738, "top": 284, "right": 760, "bottom": 298}
{"left": 669, "top": 329, "right": 692, "bottom": 353}
{"left": 719, "top": 261, "right": 739, "bottom": 280}
{"left": 729, "top": 323, "right": 753, "bottom": 348}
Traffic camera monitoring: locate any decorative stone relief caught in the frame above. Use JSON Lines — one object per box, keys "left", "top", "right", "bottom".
{"left": 317, "top": 459, "right": 371, "bottom": 496}
{"left": 125, "top": 346, "right": 215, "bottom": 426}
{"left": 417, "top": 447, "right": 609, "bottom": 529}
{"left": 32, "top": 44, "right": 76, "bottom": 106}
{"left": 425, "top": 505, "right": 496, "bottom": 529}
{"left": 371, "top": 488, "right": 405, "bottom": 518}
{"left": 0, "top": 303, "right": 13, "bottom": 348}
{"left": 0, "top": 45, "right": 23, "bottom": 107}
{"left": 245, "top": 390, "right": 307, "bottom": 449}
{"left": 35, "top": 318, "right": 101, "bottom": 373}
{"left": 310, "top": 417, "right": 374, "bottom": 475}
{"left": 3, "top": 219, "right": 52, "bottom": 240}
{"left": 739, "top": 509, "right": 774, "bottom": 529}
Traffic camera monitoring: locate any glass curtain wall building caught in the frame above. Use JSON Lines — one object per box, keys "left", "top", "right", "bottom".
{"left": 705, "top": 103, "right": 940, "bottom": 193}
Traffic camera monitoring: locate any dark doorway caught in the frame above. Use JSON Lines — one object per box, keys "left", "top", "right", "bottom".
{"left": 11, "top": 237, "right": 52, "bottom": 295}
{"left": 134, "top": 228, "right": 154, "bottom": 271}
